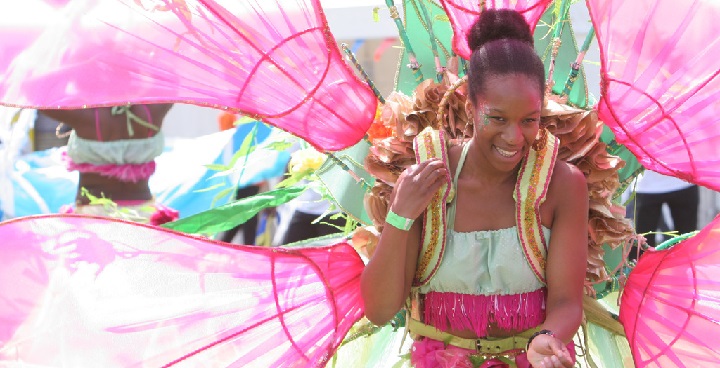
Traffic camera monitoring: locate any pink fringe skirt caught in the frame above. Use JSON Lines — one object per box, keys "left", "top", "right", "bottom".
{"left": 423, "top": 289, "right": 547, "bottom": 336}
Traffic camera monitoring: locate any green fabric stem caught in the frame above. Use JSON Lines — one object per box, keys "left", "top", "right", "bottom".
{"left": 655, "top": 230, "right": 699, "bottom": 251}
{"left": 580, "top": 27, "right": 596, "bottom": 53}
{"left": 561, "top": 28, "right": 595, "bottom": 97}
{"left": 386, "top": 0, "right": 423, "bottom": 81}
{"left": 534, "top": 6, "right": 589, "bottom": 107}
{"left": 395, "top": 0, "right": 454, "bottom": 94}
{"left": 162, "top": 186, "right": 306, "bottom": 235}
{"left": 341, "top": 43, "right": 385, "bottom": 104}
{"left": 552, "top": 0, "right": 571, "bottom": 40}
{"left": 415, "top": 0, "right": 442, "bottom": 81}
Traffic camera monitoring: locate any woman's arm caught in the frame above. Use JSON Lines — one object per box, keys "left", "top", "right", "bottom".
{"left": 543, "top": 162, "right": 588, "bottom": 341}
{"left": 361, "top": 158, "right": 447, "bottom": 326}
{"left": 527, "top": 161, "right": 588, "bottom": 367}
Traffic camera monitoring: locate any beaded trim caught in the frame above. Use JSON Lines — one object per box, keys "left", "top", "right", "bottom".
{"left": 412, "top": 127, "right": 453, "bottom": 286}
{"left": 410, "top": 129, "right": 558, "bottom": 287}
{"left": 514, "top": 131, "right": 559, "bottom": 284}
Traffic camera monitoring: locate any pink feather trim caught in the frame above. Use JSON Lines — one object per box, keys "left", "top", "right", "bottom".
{"left": 423, "top": 289, "right": 546, "bottom": 336}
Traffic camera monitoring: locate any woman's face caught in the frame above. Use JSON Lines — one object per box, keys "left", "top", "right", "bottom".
{"left": 472, "top": 73, "right": 542, "bottom": 172}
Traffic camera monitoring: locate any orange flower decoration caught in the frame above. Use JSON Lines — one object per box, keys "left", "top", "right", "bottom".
{"left": 218, "top": 111, "right": 237, "bottom": 131}
{"left": 366, "top": 105, "right": 393, "bottom": 142}
{"left": 366, "top": 119, "right": 394, "bottom": 142}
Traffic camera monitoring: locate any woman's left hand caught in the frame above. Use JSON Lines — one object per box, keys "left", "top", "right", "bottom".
{"left": 526, "top": 334, "right": 573, "bottom": 368}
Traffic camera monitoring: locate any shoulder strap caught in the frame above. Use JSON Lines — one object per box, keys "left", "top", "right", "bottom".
{"left": 411, "top": 127, "right": 454, "bottom": 287}
{"left": 514, "top": 129, "right": 559, "bottom": 285}
{"left": 410, "top": 128, "right": 559, "bottom": 287}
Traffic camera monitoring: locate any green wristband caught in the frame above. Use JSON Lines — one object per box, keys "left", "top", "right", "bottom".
{"left": 385, "top": 210, "right": 414, "bottom": 231}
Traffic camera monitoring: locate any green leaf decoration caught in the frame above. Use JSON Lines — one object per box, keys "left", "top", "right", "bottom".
{"left": 235, "top": 115, "right": 258, "bottom": 126}
{"left": 265, "top": 140, "right": 294, "bottom": 151}
{"left": 275, "top": 169, "right": 313, "bottom": 189}
{"left": 204, "top": 163, "right": 230, "bottom": 171}
{"left": 193, "top": 183, "right": 226, "bottom": 193}
{"left": 210, "top": 186, "right": 235, "bottom": 207}
{"left": 203, "top": 122, "right": 258, "bottom": 173}
{"left": 228, "top": 123, "right": 258, "bottom": 168}
{"left": 162, "top": 186, "right": 306, "bottom": 235}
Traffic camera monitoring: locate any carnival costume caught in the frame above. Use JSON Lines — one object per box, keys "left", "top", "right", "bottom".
{"left": 54, "top": 105, "right": 181, "bottom": 224}
{"left": 1, "top": 0, "right": 720, "bottom": 367}
{"left": 403, "top": 132, "right": 572, "bottom": 367}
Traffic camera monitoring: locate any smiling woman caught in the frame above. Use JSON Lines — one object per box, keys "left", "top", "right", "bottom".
{"left": 472, "top": 74, "right": 543, "bottom": 173}
{"left": 360, "top": 9, "right": 588, "bottom": 368}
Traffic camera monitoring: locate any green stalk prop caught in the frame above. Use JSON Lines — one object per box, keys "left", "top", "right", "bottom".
{"left": 386, "top": 0, "right": 424, "bottom": 82}
{"left": 415, "top": 0, "right": 443, "bottom": 81}
{"left": 341, "top": 43, "right": 385, "bottom": 104}
{"left": 655, "top": 230, "right": 699, "bottom": 251}
{"left": 326, "top": 152, "right": 373, "bottom": 193}
{"left": 561, "top": 27, "right": 595, "bottom": 98}
{"left": 546, "top": 0, "right": 570, "bottom": 92}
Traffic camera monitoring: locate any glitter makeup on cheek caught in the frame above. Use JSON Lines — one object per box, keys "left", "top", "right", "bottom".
{"left": 482, "top": 112, "right": 491, "bottom": 126}
{"left": 483, "top": 115, "right": 490, "bottom": 126}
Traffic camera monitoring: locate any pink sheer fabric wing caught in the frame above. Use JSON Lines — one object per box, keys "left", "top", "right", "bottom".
{"left": 0, "top": 215, "right": 364, "bottom": 367}
{"left": 0, "top": 0, "right": 376, "bottom": 151}
{"left": 620, "top": 216, "right": 720, "bottom": 367}
{"left": 589, "top": 0, "right": 720, "bottom": 190}
{"left": 438, "top": 0, "right": 552, "bottom": 60}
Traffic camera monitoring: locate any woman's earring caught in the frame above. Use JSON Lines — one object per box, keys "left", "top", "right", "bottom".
{"left": 462, "top": 118, "right": 473, "bottom": 140}
{"left": 532, "top": 127, "right": 548, "bottom": 151}
{"left": 463, "top": 101, "right": 475, "bottom": 140}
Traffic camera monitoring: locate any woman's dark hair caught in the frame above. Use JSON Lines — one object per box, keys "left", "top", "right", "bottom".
{"left": 466, "top": 9, "right": 546, "bottom": 103}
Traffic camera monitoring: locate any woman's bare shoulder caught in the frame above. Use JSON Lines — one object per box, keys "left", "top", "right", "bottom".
{"left": 551, "top": 160, "right": 586, "bottom": 188}
{"left": 548, "top": 160, "right": 588, "bottom": 207}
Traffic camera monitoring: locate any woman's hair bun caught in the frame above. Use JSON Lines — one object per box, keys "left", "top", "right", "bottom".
{"left": 467, "top": 9, "right": 534, "bottom": 52}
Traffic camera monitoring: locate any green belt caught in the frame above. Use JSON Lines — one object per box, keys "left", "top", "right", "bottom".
{"left": 407, "top": 317, "right": 540, "bottom": 355}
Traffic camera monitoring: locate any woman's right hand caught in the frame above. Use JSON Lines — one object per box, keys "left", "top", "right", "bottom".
{"left": 526, "top": 334, "right": 574, "bottom": 368}
{"left": 390, "top": 158, "right": 448, "bottom": 220}
{"left": 362, "top": 158, "right": 446, "bottom": 325}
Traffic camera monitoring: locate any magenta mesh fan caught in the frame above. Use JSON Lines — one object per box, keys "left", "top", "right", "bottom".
{"left": 620, "top": 216, "right": 720, "bottom": 367}
{"left": 0, "top": 0, "right": 377, "bottom": 151}
{"left": 589, "top": 0, "right": 720, "bottom": 190}
{"left": 0, "top": 215, "right": 365, "bottom": 366}
{"left": 438, "top": 0, "right": 552, "bottom": 60}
